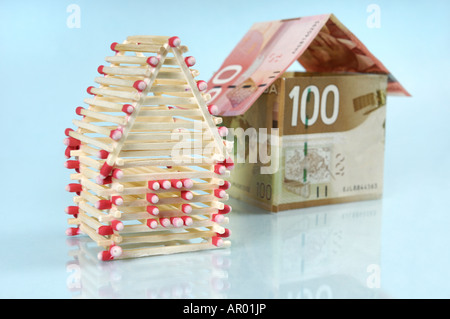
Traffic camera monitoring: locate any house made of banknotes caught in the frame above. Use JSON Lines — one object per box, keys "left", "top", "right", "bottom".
{"left": 206, "top": 14, "right": 409, "bottom": 212}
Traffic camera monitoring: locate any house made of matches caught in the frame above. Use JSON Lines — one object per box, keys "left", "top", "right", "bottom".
{"left": 63, "top": 36, "right": 233, "bottom": 261}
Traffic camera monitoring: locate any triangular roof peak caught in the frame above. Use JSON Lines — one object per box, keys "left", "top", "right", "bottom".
{"left": 68, "top": 35, "right": 229, "bottom": 177}
{"left": 207, "top": 13, "right": 410, "bottom": 116}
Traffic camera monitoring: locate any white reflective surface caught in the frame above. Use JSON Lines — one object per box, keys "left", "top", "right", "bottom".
{"left": 1, "top": 191, "right": 449, "bottom": 299}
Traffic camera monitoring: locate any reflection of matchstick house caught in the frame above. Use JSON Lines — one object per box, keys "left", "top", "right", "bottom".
{"left": 66, "top": 237, "right": 231, "bottom": 298}
{"left": 63, "top": 36, "right": 234, "bottom": 261}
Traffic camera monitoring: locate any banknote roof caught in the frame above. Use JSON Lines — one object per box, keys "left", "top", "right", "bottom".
{"left": 206, "top": 13, "right": 409, "bottom": 116}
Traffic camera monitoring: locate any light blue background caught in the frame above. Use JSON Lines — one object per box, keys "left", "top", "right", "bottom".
{"left": 0, "top": 0, "right": 449, "bottom": 298}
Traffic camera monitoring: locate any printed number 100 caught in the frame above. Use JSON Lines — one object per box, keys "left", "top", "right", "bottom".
{"left": 256, "top": 182, "right": 272, "bottom": 201}
{"left": 289, "top": 85, "right": 339, "bottom": 127}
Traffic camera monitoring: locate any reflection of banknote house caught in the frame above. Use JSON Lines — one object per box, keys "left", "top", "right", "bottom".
{"left": 226, "top": 199, "right": 383, "bottom": 298}
{"left": 207, "top": 14, "right": 409, "bottom": 212}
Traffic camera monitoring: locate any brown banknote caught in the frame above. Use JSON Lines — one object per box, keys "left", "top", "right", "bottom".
{"left": 206, "top": 14, "right": 410, "bottom": 116}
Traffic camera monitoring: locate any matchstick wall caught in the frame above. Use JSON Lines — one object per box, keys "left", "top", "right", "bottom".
{"left": 64, "top": 36, "right": 233, "bottom": 261}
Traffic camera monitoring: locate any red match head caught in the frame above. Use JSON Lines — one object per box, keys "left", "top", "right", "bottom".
{"left": 98, "top": 250, "right": 113, "bottom": 261}
{"left": 158, "top": 180, "right": 171, "bottom": 190}
{"left": 207, "top": 104, "right": 219, "bottom": 116}
{"left": 168, "top": 36, "right": 181, "bottom": 47}
{"left": 95, "top": 200, "right": 112, "bottom": 210}
{"left": 96, "top": 175, "right": 113, "bottom": 185}
{"left": 111, "top": 220, "right": 124, "bottom": 232}
{"left": 218, "top": 204, "right": 232, "bottom": 214}
{"left": 64, "top": 146, "right": 72, "bottom": 159}
{"left": 217, "top": 126, "right": 228, "bottom": 137}
{"left": 109, "top": 245, "right": 122, "bottom": 257}
{"left": 111, "top": 196, "right": 123, "bottom": 206}
{"left": 147, "top": 218, "right": 158, "bottom": 229}
{"left": 110, "top": 127, "right": 123, "bottom": 141}
{"left": 64, "top": 160, "right": 80, "bottom": 170}
{"left": 133, "top": 80, "right": 147, "bottom": 92}
{"left": 219, "top": 181, "right": 231, "bottom": 190}
{"left": 181, "top": 203, "right": 192, "bottom": 214}
{"left": 65, "top": 227, "right": 81, "bottom": 237}
{"left": 100, "top": 162, "right": 114, "bottom": 179}
{"left": 64, "top": 128, "right": 74, "bottom": 136}
{"left": 159, "top": 217, "right": 170, "bottom": 228}
{"left": 214, "top": 164, "right": 226, "bottom": 175}
{"left": 122, "top": 104, "right": 134, "bottom": 115}
{"left": 221, "top": 157, "right": 234, "bottom": 170}
{"left": 181, "top": 190, "right": 193, "bottom": 201}
{"left": 97, "top": 225, "right": 114, "bottom": 236}
{"left": 170, "top": 217, "right": 183, "bottom": 228}
{"left": 148, "top": 180, "right": 160, "bottom": 191}
{"left": 181, "top": 178, "right": 194, "bottom": 188}
{"left": 146, "top": 193, "right": 159, "bottom": 204}
{"left": 171, "top": 179, "right": 183, "bottom": 189}
{"left": 112, "top": 169, "right": 123, "bottom": 180}
{"left": 216, "top": 228, "right": 231, "bottom": 238}
{"left": 147, "top": 56, "right": 160, "bottom": 67}
{"left": 146, "top": 205, "right": 160, "bottom": 216}
{"left": 184, "top": 56, "right": 196, "bottom": 67}
{"left": 66, "top": 183, "right": 82, "bottom": 193}
{"left": 97, "top": 150, "right": 109, "bottom": 159}
{"left": 214, "top": 189, "right": 226, "bottom": 199}
{"left": 181, "top": 216, "right": 193, "bottom": 226}
{"left": 97, "top": 65, "right": 106, "bottom": 75}
{"left": 196, "top": 80, "right": 207, "bottom": 92}
{"left": 64, "top": 136, "right": 81, "bottom": 147}
{"left": 212, "top": 213, "right": 225, "bottom": 223}
{"left": 65, "top": 206, "right": 79, "bottom": 216}
{"left": 110, "top": 42, "right": 119, "bottom": 52}
{"left": 212, "top": 236, "right": 224, "bottom": 247}
{"left": 86, "top": 86, "right": 95, "bottom": 95}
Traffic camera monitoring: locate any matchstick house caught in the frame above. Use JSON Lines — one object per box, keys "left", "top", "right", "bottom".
{"left": 64, "top": 36, "right": 233, "bottom": 261}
